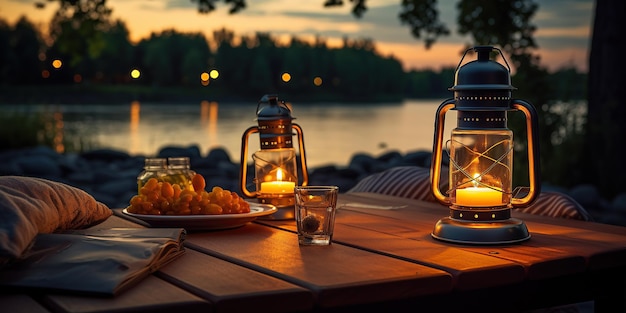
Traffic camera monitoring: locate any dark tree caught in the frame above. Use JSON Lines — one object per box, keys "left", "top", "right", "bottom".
{"left": 583, "top": 0, "right": 626, "bottom": 198}
{"left": 48, "top": 0, "right": 113, "bottom": 69}
{"left": 0, "top": 17, "right": 43, "bottom": 84}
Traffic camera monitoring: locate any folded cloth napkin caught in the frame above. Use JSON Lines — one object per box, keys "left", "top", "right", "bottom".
{"left": 0, "top": 176, "right": 112, "bottom": 264}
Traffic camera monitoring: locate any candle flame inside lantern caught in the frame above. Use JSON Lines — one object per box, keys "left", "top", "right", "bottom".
{"left": 472, "top": 173, "right": 481, "bottom": 188}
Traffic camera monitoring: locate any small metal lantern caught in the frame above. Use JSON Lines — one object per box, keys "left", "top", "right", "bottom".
{"left": 430, "top": 46, "right": 541, "bottom": 244}
{"left": 240, "top": 94, "right": 309, "bottom": 220}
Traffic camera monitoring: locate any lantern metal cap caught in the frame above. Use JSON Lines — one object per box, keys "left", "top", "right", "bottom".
{"left": 256, "top": 94, "right": 295, "bottom": 121}
{"left": 447, "top": 46, "right": 517, "bottom": 111}
{"left": 449, "top": 46, "right": 515, "bottom": 92}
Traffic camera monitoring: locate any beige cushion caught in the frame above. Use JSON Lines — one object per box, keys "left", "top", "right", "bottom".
{"left": 348, "top": 166, "right": 592, "bottom": 221}
{"left": 0, "top": 176, "right": 112, "bottom": 264}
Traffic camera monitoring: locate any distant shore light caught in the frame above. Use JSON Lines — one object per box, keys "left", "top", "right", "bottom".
{"left": 282, "top": 72, "right": 291, "bottom": 82}
{"left": 313, "top": 76, "right": 322, "bottom": 86}
{"left": 52, "top": 59, "right": 62, "bottom": 69}
{"left": 130, "top": 69, "right": 141, "bottom": 79}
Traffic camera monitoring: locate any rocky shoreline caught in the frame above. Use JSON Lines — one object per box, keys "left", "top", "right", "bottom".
{"left": 1, "top": 145, "right": 625, "bottom": 227}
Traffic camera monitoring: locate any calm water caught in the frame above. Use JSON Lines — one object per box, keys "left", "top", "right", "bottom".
{"left": 4, "top": 100, "right": 457, "bottom": 167}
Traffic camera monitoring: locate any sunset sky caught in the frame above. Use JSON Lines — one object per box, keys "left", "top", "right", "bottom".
{"left": 2, "top": 0, "right": 594, "bottom": 72}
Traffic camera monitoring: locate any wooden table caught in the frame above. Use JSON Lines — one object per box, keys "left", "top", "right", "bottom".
{"left": 3, "top": 192, "right": 626, "bottom": 313}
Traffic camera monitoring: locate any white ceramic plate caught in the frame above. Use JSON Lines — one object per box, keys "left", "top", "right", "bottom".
{"left": 122, "top": 202, "right": 277, "bottom": 230}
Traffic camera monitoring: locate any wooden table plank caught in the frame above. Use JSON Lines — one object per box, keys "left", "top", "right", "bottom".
{"left": 158, "top": 248, "right": 314, "bottom": 313}
{"left": 43, "top": 276, "right": 210, "bottom": 313}
{"left": 183, "top": 223, "right": 453, "bottom": 310}
{"left": 516, "top": 217, "right": 626, "bottom": 270}
{"left": 0, "top": 295, "right": 51, "bottom": 313}
{"left": 258, "top": 209, "right": 527, "bottom": 291}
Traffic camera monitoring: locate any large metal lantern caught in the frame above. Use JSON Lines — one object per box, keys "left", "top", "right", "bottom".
{"left": 240, "top": 94, "right": 309, "bottom": 220}
{"left": 430, "top": 46, "right": 541, "bottom": 244}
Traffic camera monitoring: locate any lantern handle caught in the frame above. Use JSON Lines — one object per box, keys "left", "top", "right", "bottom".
{"left": 240, "top": 126, "right": 259, "bottom": 198}
{"left": 510, "top": 100, "right": 542, "bottom": 207}
{"left": 455, "top": 46, "right": 512, "bottom": 74}
{"left": 292, "top": 123, "right": 309, "bottom": 186}
{"left": 430, "top": 98, "right": 456, "bottom": 206}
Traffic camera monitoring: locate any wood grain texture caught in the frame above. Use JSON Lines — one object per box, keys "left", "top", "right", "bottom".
{"left": 158, "top": 248, "right": 313, "bottom": 313}
{"left": 184, "top": 223, "right": 452, "bottom": 309}
{"left": 44, "top": 276, "right": 210, "bottom": 313}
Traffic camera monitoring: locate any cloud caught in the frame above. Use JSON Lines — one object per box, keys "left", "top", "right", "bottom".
{"left": 535, "top": 0, "right": 594, "bottom": 28}
{"left": 164, "top": 0, "right": 198, "bottom": 9}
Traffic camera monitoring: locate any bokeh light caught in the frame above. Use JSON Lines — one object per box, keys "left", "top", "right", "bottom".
{"left": 209, "top": 69, "right": 219, "bottom": 79}
{"left": 52, "top": 59, "right": 62, "bottom": 69}
{"left": 313, "top": 76, "right": 323, "bottom": 86}
{"left": 281, "top": 72, "right": 291, "bottom": 82}
{"left": 130, "top": 69, "right": 141, "bottom": 79}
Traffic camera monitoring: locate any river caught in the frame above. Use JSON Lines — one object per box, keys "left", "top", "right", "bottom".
{"left": 3, "top": 99, "right": 457, "bottom": 167}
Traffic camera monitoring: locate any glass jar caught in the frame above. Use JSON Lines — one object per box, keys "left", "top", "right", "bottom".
{"left": 137, "top": 158, "right": 167, "bottom": 193}
{"left": 164, "top": 157, "right": 197, "bottom": 191}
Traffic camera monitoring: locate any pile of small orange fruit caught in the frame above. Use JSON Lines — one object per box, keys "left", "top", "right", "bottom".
{"left": 127, "top": 173, "right": 250, "bottom": 215}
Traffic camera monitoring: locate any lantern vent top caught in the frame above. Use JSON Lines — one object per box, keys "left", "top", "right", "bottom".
{"left": 450, "top": 46, "right": 515, "bottom": 92}
{"left": 256, "top": 94, "right": 294, "bottom": 121}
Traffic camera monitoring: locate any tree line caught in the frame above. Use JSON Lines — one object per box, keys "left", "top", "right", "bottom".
{"left": 0, "top": 15, "right": 584, "bottom": 102}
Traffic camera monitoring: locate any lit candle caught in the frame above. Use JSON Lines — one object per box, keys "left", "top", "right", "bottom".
{"left": 260, "top": 181, "right": 296, "bottom": 194}
{"left": 259, "top": 168, "right": 295, "bottom": 194}
{"left": 455, "top": 187, "right": 502, "bottom": 207}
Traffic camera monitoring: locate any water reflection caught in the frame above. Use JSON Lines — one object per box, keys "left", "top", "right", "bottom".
{"left": 51, "top": 111, "right": 64, "bottom": 153}
{"left": 200, "top": 100, "right": 219, "bottom": 147}
{"left": 129, "top": 101, "right": 141, "bottom": 155}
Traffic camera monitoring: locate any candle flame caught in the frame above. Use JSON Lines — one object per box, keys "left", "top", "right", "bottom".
{"left": 277, "top": 168, "right": 283, "bottom": 181}
{"left": 472, "top": 173, "right": 481, "bottom": 188}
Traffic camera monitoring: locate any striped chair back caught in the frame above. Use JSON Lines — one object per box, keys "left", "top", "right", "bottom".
{"left": 347, "top": 166, "right": 592, "bottom": 221}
